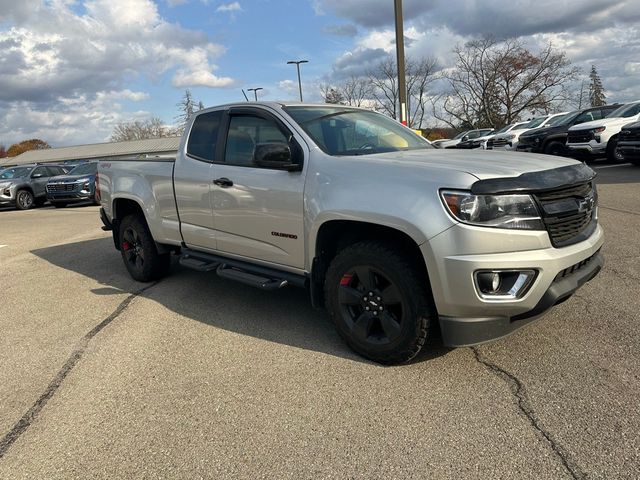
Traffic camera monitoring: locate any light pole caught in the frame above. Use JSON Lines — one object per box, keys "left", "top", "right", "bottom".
{"left": 287, "top": 60, "right": 308, "bottom": 102}
{"left": 247, "top": 87, "right": 263, "bottom": 101}
{"left": 394, "top": 0, "right": 408, "bottom": 126}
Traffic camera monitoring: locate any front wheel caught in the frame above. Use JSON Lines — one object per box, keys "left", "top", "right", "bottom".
{"left": 606, "top": 137, "right": 624, "bottom": 163}
{"left": 544, "top": 141, "right": 565, "bottom": 156}
{"left": 118, "top": 214, "right": 171, "bottom": 282}
{"left": 15, "top": 190, "right": 34, "bottom": 210}
{"left": 324, "top": 241, "right": 434, "bottom": 364}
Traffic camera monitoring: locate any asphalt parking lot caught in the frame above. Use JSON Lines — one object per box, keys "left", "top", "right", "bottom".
{"left": 0, "top": 162, "right": 638, "bottom": 479}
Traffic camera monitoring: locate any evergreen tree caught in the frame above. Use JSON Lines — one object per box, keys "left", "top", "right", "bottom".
{"left": 175, "top": 89, "right": 196, "bottom": 130}
{"left": 588, "top": 65, "right": 606, "bottom": 107}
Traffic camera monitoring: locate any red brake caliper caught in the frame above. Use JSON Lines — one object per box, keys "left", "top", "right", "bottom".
{"left": 340, "top": 274, "right": 354, "bottom": 286}
{"left": 122, "top": 241, "right": 131, "bottom": 251}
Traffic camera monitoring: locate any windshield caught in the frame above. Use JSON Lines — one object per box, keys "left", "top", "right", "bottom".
{"left": 494, "top": 124, "right": 514, "bottom": 134}
{"left": 607, "top": 102, "right": 640, "bottom": 118}
{"left": 453, "top": 131, "right": 469, "bottom": 140}
{"left": 521, "top": 117, "right": 546, "bottom": 129}
{"left": 284, "top": 106, "right": 431, "bottom": 156}
{"left": 547, "top": 113, "right": 572, "bottom": 126}
{"left": 68, "top": 163, "right": 97, "bottom": 175}
{"left": 0, "top": 167, "right": 32, "bottom": 179}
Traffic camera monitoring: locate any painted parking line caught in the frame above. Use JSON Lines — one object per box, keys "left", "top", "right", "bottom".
{"left": 592, "top": 163, "right": 632, "bottom": 169}
{"left": 0, "top": 245, "right": 7, "bottom": 249}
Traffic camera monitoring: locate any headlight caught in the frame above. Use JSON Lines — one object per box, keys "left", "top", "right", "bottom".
{"left": 593, "top": 127, "right": 605, "bottom": 133}
{"left": 440, "top": 190, "right": 544, "bottom": 230}
{"left": 505, "top": 134, "right": 516, "bottom": 140}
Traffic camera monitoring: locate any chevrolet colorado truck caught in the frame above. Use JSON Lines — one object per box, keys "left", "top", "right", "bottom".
{"left": 98, "top": 102, "right": 604, "bottom": 364}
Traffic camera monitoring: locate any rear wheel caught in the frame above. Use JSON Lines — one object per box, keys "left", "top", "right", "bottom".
{"left": 325, "top": 241, "right": 434, "bottom": 364}
{"left": 15, "top": 190, "right": 34, "bottom": 210}
{"left": 544, "top": 141, "right": 565, "bottom": 156}
{"left": 606, "top": 137, "right": 624, "bottom": 163}
{"left": 118, "top": 214, "right": 171, "bottom": 282}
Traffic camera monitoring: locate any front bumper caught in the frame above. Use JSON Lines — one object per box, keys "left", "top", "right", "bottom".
{"left": 618, "top": 141, "right": 640, "bottom": 161}
{"left": 421, "top": 222, "right": 604, "bottom": 346}
{"left": 567, "top": 141, "right": 606, "bottom": 157}
{"left": 439, "top": 250, "right": 603, "bottom": 346}
{"left": 46, "top": 191, "right": 94, "bottom": 203}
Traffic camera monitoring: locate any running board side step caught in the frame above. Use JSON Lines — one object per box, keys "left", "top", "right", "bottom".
{"left": 179, "top": 249, "right": 306, "bottom": 290}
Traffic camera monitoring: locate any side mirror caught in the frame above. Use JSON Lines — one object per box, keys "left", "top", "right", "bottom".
{"left": 254, "top": 143, "right": 302, "bottom": 171}
{"left": 462, "top": 135, "right": 469, "bottom": 142}
{"left": 31, "top": 173, "right": 44, "bottom": 178}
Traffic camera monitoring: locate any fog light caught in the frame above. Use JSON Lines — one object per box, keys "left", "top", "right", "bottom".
{"left": 475, "top": 270, "right": 536, "bottom": 299}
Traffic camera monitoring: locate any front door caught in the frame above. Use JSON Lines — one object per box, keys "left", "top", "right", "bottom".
{"left": 212, "top": 108, "right": 306, "bottom": 269}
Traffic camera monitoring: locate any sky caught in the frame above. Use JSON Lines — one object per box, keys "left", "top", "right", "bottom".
{"left": 0, "top": 0, "right": 639, "bottom": 147}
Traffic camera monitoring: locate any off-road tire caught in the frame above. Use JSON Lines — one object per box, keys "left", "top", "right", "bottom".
{"left": 324, "top": 241, "right": 434, "bottom": 364}
{"left": 15, "top": 190, "right": 34, "bottom": 210}
{"left": 606, "top": 137, "right": 624, "bottom": 163}
{"left": 118, "top": 214, "right": 171, "bottom": 282}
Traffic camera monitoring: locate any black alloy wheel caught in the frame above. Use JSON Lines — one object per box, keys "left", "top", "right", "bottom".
{"left": 16, "top": 190, "right": 34, "bottom": 210}
{"left": 118, "top": 214, "right": 171, "bottom": 282}
{"left": 337, "top": 266, "right": 404, "bottom": 346}
{"left": 325, "top": 241, "right": 433, "bottom": 364}
{"left": 122, "top": 226, "right": 145, "bottom": 272}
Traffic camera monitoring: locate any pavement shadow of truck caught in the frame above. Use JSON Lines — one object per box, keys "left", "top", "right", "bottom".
{"left": 31, "top": 237, "right": 452, "bottom": 365}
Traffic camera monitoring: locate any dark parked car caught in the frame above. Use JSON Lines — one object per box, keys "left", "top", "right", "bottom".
{"left": 617, "top": 121, "right": 640, "bottom": 166}
{"left": 46, "top": 162, "right": 99, "bottom": 208}
{"left": 518, "top": 105, "right": 620, "bottom": 156}
{"left": 0, "top": 164, "right": 69, "bottom": 210}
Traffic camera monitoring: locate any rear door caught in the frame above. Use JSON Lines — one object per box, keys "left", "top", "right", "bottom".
{"left": 174, "top": 110, "right": 224, "bottom": 250}
{"left": 211, "top": 107, "right": 306, "bottom": 269}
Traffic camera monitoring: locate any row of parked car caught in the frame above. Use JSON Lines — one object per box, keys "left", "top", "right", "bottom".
{"left": 0, "top": 161, "right": 98, "bottom": 210}
{"left": 432, "top": 100, "right": 640, "bottom": 165}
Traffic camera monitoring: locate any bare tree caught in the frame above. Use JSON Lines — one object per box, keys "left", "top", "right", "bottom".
{"left": 341, "top": 76, "right": 373, "bottom": 107}
{"left": 367, "top": 56, "right": 438, "bottom": 128}
{"left": 320, "top": 77, "right": 372, "bottom": 107}
{"left": 435, "top": 37, "right": 579, "bottom": 128}
{"left": 320, "top": 84, "right": 345, "bottom": 104}
{"left": 110, "top": 117, "right": 178, "bottom": 142}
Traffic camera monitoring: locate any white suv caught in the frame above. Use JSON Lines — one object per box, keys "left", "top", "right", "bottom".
{"left": 567, "top": 101, "right": 640, "bottom": 162}
{"left": 489, "top": 113, "right": 569, "bottom": 150}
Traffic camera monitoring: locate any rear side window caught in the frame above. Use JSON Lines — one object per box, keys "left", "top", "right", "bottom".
{"left": 187, "top": 111, "right": 223, "bottom": 162}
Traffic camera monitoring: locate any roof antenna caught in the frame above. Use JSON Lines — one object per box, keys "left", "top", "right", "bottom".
{"left": 241, "top": 89, "right": 249, "bottom": 102}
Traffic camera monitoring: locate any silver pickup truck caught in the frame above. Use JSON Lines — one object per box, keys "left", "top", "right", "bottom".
{"left": 98, "top": 102, "right": 603, "bottom": 364}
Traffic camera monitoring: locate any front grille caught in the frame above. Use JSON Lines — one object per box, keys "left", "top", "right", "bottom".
{"left": 492, "top": 138, "right": 510, "bottom": 148}
{"left": 567, "top": 130, "right": 593, "bottom": 144}
{"left": 534, "top": 182, "right": 597, "bottom": 247}
{"left": 46, "top": 183, "right": 77, "bottom": 193}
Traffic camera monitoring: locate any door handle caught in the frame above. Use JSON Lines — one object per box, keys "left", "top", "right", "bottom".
{"left": 213, "top": 177, "right": 233, "bottom": 188}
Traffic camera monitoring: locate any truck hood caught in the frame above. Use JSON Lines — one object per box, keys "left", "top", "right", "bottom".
{"left": 48, "top": 174, "right": 95, "bottom": 183}
{"left": 569, "top": 116, "right": 640, "bottom": 131}
{"left": 350, "top": 148, "right": 578, "bottom": 180}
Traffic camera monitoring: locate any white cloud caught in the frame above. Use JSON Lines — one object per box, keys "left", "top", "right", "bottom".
{"left": 216, "top": 2, "right": 242, "bottom": 13}
{"left": 0, "top": 0, "right": 235, "bottom": 144}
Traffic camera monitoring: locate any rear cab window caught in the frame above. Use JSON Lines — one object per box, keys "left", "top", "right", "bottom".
{"left": 187, "top": 110, "right": 224, "bottom": 162}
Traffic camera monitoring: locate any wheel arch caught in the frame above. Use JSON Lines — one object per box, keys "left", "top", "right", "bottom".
{"left": 309, "top": 219, "right": 431, "bottom": 309}
{"left": 110, "top": 197, "right": 147, "bottom": 251}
